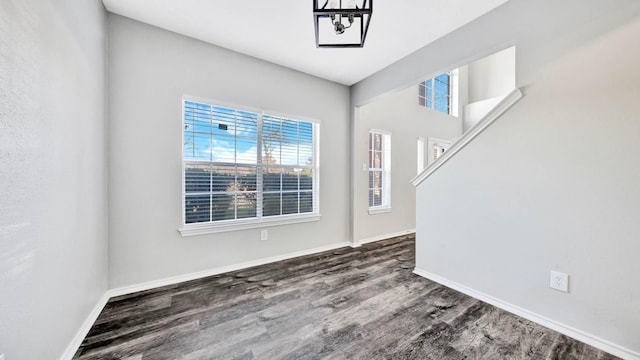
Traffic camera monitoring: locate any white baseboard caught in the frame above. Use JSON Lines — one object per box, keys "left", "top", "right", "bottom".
{"left": 59, "top": 292, "right": 110, "bottom": 360}
{"left": 413, "top": 268, "right": 640, "bottom": 360}
{"left": 356, "top": 229, "right": 415, "bottom": 246}
{"left": 108, "top": 241, "right": 352, "bottom": 298}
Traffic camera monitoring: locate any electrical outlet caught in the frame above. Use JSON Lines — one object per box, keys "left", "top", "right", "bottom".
{"left": 550, "top": 271, "right": 569, "bottom": 293}
{"left": 260, "top": 229, "right": 268, "bottom": 241}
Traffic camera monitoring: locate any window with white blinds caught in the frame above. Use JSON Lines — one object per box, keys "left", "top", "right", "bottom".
{"left": 182, "top": 100, "right": 319, "bottom": 232}
{"left": 368, "top": 130, "right": 391, "bottom": 211}
{"left": 261, "top": 114, "right": 315, "bottom": 217}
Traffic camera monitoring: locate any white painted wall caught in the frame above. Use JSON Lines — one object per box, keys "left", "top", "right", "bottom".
{"left": 467, "top": 46, "right": 515, "bottom": 103}
{"left": 354, "top": 86, "right": 461, "bottom": 244}
{"left": 463, "top": 95, "right": 505, "bottom": 132}
{"left": 0, "top": 0, "right": 108, "bottom": 359}
{"left": 456, "top": 65, "right": 470, "bottom": 121}
{"left": 351, "top": 0, "right": 640, "bottom": 107}
{"left": 107, "top": 15, "right": 351, "bottom": 288}
{"left": 416, "top": 17, "right": 640, "bottom": 357}
{"left": 463, "top": 47, "right": 515, "bottom": 131}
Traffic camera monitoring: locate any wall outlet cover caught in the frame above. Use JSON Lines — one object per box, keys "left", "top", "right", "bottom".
{"left": 261, "top": 229, "right": 268, "bottom": 241}
{"left": 550, "top": 270, "right": 569, "bottom": 293}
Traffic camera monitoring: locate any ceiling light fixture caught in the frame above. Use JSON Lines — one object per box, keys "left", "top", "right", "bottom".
{"left": 313, "top": 0, "right": 372, "bottom": 48}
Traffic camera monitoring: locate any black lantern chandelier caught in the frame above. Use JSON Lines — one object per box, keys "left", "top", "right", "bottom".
{"left": 313, "top": 0, "right": 372, "bottom": 48}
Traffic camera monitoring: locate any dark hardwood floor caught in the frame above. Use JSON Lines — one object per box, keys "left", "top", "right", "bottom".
{"left": 74, "top": 235, "right": 618, "bottom": 359}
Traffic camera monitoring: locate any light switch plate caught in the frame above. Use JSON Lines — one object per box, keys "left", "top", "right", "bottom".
{"left": 550, "top": 270, "right": 569, "bottom": 293}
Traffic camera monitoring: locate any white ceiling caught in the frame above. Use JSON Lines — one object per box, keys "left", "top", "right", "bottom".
{"left": 101, "top": 0, "right": 510, "bottom": 86}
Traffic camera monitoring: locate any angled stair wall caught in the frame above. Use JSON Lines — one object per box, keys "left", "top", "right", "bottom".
{"left": 412, "top": 18, "right": 640, "bottom": 360}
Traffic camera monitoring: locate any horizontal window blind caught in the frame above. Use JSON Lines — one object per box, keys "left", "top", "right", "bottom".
{"left": 368, "top": 130, "right": 391, "bottom": 209}
{"left": 262, "top": 114, "right": 314, "bottom": 217}
{"left": 183, "top": 100, "right": 318, "bottom": 226}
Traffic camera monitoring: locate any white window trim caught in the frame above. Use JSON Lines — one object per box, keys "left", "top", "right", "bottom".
{"left": 450, "top": 69, "right": 459, "bottom": 117}
{"left": 427, "top": 137, "right": 452, "bottom": 166}
{"left": 368, "top": 129, "right": 392, "bottom": 214}
{"left": 368, "top": 207, "right": 392, "bottom": 215}
{"left": 417, "top": 137, "right": 425, "bottom": 174}
{"left": 179, "top": 96, "right": 321, "bottom": 236}
{"left": 179, "top": 213, "right": 322, "bottom": 236}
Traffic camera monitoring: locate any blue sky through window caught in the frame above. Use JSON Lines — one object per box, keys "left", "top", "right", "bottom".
{"left": 184, "top": 101, "right": 314, "bottom": 166}
{"left": 184, "top": 102, "right": 259, "bottom": 164}
{"left": 418, "top": 73, "right": 451, "bottom": 115}
{"left": 433, "top": 73, "right": 450, "bottom": 114}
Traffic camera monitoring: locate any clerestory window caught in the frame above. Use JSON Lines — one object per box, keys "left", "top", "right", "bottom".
{"left": 418, "top": 69, "right": 458, "bottom": 116}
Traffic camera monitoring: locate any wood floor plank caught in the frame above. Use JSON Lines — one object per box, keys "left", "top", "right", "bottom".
{"left": 74, "top": 235, "right": 619, "bottom": 359}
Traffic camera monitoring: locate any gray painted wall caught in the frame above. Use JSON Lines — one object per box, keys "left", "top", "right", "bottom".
{"left": 2, "top": 0, "right": 638, "bottom": 357}
{"left": 107, "top": 15, "right": 351, "bottom": 288}
{"left": 354, "top": 86, "right": 461, "bottom": 243}
{"left": 0, "top": 0, "right": 108, "bottom": 359}
{"left": 415, "top": 15, "right": 640, "bottom": 356}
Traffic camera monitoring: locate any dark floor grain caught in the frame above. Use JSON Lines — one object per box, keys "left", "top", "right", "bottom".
{"left": 74, "top": 235, "right": 618, "bottom": 360}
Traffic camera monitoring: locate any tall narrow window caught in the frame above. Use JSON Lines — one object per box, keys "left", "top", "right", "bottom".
{"left": 418, "top": 69, "right": 458, "bottom": 116}
{"left": 182, "top": 100, "right": 319, "bottom": 234}
{"left": 368, "top": 130, "right": 391, "bottom": 212}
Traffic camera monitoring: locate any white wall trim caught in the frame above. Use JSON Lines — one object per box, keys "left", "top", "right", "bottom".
{"left": 357, "top": 229, "right": 416, "bottom": 246}
{"left": 413, "top": 268, "right": 640, "bottom": 360}
{"left": 108, "top": 241, "right": 351, "bottom": 298}
{"left": 178, "top": 214, "right": 321, "bottom": 237}
{"left": 411, "top": 88, "right": 523, "bottom": 187}
{"left": 367, "top": 206, "right": 392, "bottom": 215}
{"left": 59, "top": 292, "right": 110, "bottom": 360}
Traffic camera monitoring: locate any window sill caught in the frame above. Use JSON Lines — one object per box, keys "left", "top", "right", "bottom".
{"left": 368, "top": 207, "right": 391, "bottom": 215}
{"left": 178, "top": 213, "right": 321, "bottom": 237}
